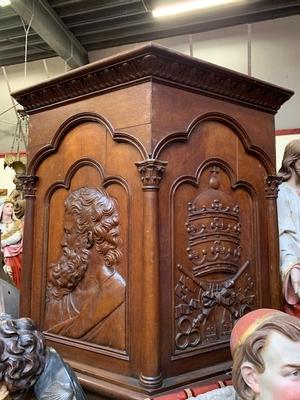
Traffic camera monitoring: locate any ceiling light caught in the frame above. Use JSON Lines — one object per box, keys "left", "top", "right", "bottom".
{"left": 152, "top": 0, "right": 240, "bottom": 18}
{"left": 0, "top": 0, "right": 11, "bottom": 7}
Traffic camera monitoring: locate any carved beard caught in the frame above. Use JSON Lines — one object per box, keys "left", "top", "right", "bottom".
{"left": 46, "top": 236, "right": 90, "bottom": 301}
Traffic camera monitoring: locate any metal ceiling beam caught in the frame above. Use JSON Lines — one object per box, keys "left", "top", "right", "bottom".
{"left": 79, "top": 0, "right": 300, "bottom": 48}
{"left": 1, "top": 52, "right": 56, "bottom": 67}
{"left": 9, "top": 0, "right": 88, "bottom": 68}
{"left": 53, "top": 0, "right": 142, "bottom": 18}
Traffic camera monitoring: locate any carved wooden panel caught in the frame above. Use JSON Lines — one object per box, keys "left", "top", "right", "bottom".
{"left": 30, "top": 118, "right": 143, "bottom": 360}
{"left": 45, "top": 187, "right": 126, "bottom": 349}
{"left": 158, "top": 117, "right": 267, "bottom": 372}
{"left": 174, "top": 164, "right": 254, "bottom": 354}
{"left": 14, "top": 44, "right": 291, "bottom": 399}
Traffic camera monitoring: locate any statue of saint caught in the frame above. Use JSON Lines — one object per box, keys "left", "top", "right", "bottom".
{"left": 0, "top": 313, "right": 86, "bottom": 400}
{"left": 231, "top": 308, "right": 300, "bottom": 400}
{"left": 277, "top": 139, "right": 300, "bottom": 316}
{"left": 0, "top": 199, "right": 23, "bottom": 288}
{"left": 9, "top": 175, "right": 25, "bottom": 220}
{"left": 45, "top": 187, "right": 126, "bottom": 350}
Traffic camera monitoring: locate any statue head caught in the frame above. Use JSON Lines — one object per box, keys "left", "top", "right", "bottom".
{"left": 0, "top": 198, "right": 16, "bottom": 222}
{"left": 12, "top": 175, "right": 23, "bottom": 192}
{"left": 278, "top": 139, "right": 300, "bottom": 182}
{"left": 47, "top": 187, "right": 122, "bottom": 299}
{"left": 231, "top": 308, "right": 300, "bottom": 400}
{"left": 0, "top": 314, "right": 46, "bottom": 400}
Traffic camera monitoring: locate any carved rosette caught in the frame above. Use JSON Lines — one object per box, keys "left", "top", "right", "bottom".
{"left": 18, "top": 175, "right": 38, "bottom": 197}
{"left": 136, "top": 159, "right": 167, "bottom": 189}
{"left": 265, "top": 175, "right": 282, "bottom": 198}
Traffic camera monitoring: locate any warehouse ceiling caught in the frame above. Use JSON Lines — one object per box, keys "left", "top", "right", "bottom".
{"left": 1, "top": 0, "right": 300, "bottom": 68}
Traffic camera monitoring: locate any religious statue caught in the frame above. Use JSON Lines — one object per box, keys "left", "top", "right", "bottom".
{"left": 0, "top": 199, "right": 23, "bottom": 288}
{"left": 277, "top": 139, "right": 300, "bottom": 316}
{"left": 3, "top": 155, "right": 26, "bottom": 221}
{"left": 45, "top": 187, "right": 126, "bottom": 349}
{"left": 9, "top": 175, "right": 26, "bottom": 220}
{"left": 0, "top": 313, "right": 87, "bottom": 400}
{"left": 231, "top": 308, "right": 300, "bottom": 400}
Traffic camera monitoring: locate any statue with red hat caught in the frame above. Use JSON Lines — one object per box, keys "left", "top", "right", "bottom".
{"left": 231, "top": 308, "right": 300, "bottom": 400}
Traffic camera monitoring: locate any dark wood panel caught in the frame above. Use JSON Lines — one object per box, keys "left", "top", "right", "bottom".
{"left": 15, "top": 44, "right": 290, "bottom": 398}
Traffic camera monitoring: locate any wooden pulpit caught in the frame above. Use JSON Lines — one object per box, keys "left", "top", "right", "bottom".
{"left": 13, "top": 44, "right": 293, "bottom": 399}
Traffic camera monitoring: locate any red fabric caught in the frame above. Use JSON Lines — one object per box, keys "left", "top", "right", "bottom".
{"left": 147, "top": 379, "right": 232, "bottom": 399}
{"left": 192, "top": 380, "right": 232, "bottom": 395}
{"left": 284, "top": 301, "right": 300, "bottom": 318}
{"left": 147, "top": 391, "right": 187, "bottom": 400}
{"left": 5, "top": 254, "right": 22, "bottom": 288}
{"left": 230, "top": 308, "right": 279, "bottom": 355}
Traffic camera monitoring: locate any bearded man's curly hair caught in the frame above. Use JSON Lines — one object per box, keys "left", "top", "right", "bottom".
{"left": 0, "top": 314, "right": 46, "bottom": 399}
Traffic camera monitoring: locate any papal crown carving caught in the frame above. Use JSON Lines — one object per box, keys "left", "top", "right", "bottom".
{"left": 186, "top": 167, "right": 241, "bottom": 278}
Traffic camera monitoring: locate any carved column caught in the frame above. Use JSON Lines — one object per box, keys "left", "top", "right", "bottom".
{"left": 19, "top": 175, "right": 38, "bottom": 316}
{"left": 135, "top": 159, "right": 167, "bottom": 389}
{"left": 265, "top": 175, "right": 282, "bottom": 309}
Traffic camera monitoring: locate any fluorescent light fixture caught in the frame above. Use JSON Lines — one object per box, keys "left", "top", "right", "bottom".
{"left": 152, "top": 0, "right": 240, "bottom": 18}
{"left": 0, "top": 0, "right": 11, "bottom": 6}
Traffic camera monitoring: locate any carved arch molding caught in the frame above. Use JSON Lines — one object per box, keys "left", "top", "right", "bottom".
{"left": 27, "top": 115, "right": 273, "bottom": 358}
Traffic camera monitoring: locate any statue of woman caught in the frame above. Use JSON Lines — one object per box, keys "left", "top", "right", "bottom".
{"left": 277, "top": 139, "right": 300, "bottom": 316}
{"left": 0, "top": 199, "right": 23, "bottom": 288}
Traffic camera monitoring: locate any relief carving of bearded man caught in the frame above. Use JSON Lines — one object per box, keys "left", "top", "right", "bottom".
{"left": 45, "top": 187, "right": 126, "bottom": 350}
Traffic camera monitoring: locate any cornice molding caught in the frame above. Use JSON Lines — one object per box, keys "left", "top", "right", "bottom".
{"left": 12, "top": 43, "right": 293, "bottom": 114}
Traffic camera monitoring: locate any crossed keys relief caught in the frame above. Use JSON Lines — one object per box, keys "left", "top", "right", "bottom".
{"left": 175, "top": 261, "right": 254, "bottom": 351}
{"left": 174, "top": 166, "right": 255, "bottom": 352}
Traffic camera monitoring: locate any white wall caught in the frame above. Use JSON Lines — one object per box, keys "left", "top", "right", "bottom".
{"left": 0, "top": 157, "right": 17, "bottom": 197}
{"left": 89, "top": 15, "right": 300, "bottom": 132}
{"left": 251, "top": 17, "right": 300, "bottom": 130}
{"left": 0, "top": 56, "right": 67, "bottom": 153}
